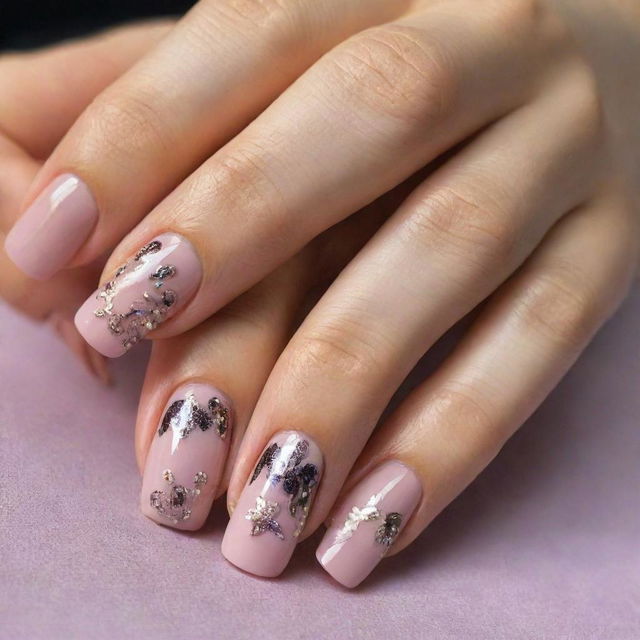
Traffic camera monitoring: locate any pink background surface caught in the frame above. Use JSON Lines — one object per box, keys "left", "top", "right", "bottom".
{"left": 2, "top": 285, "right": 639, "bottom": 639}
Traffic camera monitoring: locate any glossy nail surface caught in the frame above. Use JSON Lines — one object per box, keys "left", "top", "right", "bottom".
{"left": 5, "top": 174, "right": 98, "bottom": 280}
{"left": 316, "top": 461, "right": 421, "bottom": 588}
{"left": 74, "top": 233, "right": 201, "bottom": 358}
{"left": 221, "top": 431, "right": 323, "bottom": 577}
{"left": 141, "top": 383, "right": 232, "bottom": 530}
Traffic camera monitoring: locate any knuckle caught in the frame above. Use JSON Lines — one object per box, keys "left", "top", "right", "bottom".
{"left": 570, "top": 65, "right": 606, "bottom": 141}
{"left": 210, "top": 143, "right": 288, "bottom": 231}
{"left": 205, "top": 0, "right": 297, "bottom": 37}
{"left": 88, "top": 86, "right": 173, "bottom": 160}
{"left": 289, "top": 319, "right": 388, "bottom": 383}
{"left": 327, "top": 25, "right": 457, "bottom": 125}
{"left": 403, "top": 186, "right": 519, "bottom": 270}
{"left": 421, "top": 385, "right": 505, "bottom": 450}
{"left": 515, "top": 261, "right": 599, "bottom": 349}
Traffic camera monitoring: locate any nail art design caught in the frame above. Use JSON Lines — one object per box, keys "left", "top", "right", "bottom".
{"left": 316, "top": 461, "right": 422, "bottom": 588}
{"left": 158, "top": 393, "right": 229, "bottom": 441}
{"left": 333, "top": 493, "right": 384, "bottom": 545}
{"left": 149, "top": 468, "right": 208, "bottom": 524}
{"left": 94, "top": 240, "right": 177, "bottom": 352}
{"left": 246, "top": 496, "right": 285, "bottom": 540}
{"left": 249, "top": 439, "right": 319, "bottom": 519}
{"left": 75, "top": 232, "right": 202, "bottom": 358}
{"left": 140, "top": 383, "right": 232, "bottom": 530}
{"left": 374, "top": 512, "right": 402, "bottom": 547}
{"left": 221, "top": 432, "right": 323, "bottom": 577}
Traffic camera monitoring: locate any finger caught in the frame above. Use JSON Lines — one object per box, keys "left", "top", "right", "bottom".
{"left": 136, "top": 199, "right": 391, "bottom": 529}
{"left": 0, "top": 22, "right": 171, "bottom": 377}
{"left": 73, "top": 0, "right": 564, "bottom": 358}
{"left": 316, "top": 192, "right": 638, "bottom": 587}
{"left": 219, "top": 66, "right": 602, "bottom": 577}
{"left": 138, "top": 257, "right": 310, "bottom": 530}
{"left": 7, "top": 0, "right": 407, "bottom": 280}
{"left": 0, "top": 20, "right": 172, "bottom": 161}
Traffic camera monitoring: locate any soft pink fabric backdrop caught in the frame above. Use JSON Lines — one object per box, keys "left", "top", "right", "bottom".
{"left": 2, "top": 285, "right": 639, "bottom": 639}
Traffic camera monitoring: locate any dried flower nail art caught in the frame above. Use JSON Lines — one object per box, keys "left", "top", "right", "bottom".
{"left": 221, "top": 432, "right": 324, "bottom": 577}
{"left": 316, "top": 461, "right": 422, "bottom": 589}
{"left": 75, "top": 232, "right": 201, "bottom": 358}
{"left": 141, "top": 383, "right": 232, "bottom": 531}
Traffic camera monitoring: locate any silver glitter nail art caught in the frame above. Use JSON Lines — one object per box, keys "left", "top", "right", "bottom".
{"left": 245, "top": 496, "right": 285, "bottom": 540}
{"left": 331, "top": 493, "right": 403, "bottom": 550}
{"left": 93, "top": 240, "right": 178, "bottom": 352}
{"left": 374, "top": 512, "right": 402, "bottom": 547}
{"left": 158, "top": 393, "right": 229, "bottom": 453}
{"left": 333, "top": 493, "right": 384, "bottom": 545}
{"left": 150, "top": 469, "right": 208, "bottom": 524}
{"left": 249, "top": 440, "right": 318, "bottom": 520}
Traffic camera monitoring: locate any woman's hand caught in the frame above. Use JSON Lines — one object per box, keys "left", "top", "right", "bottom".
{"left": 0, "top": 20, "right": 173, "bottom": 379}
{"left": 6, "top": 0, "right": 640, "bottom": 587}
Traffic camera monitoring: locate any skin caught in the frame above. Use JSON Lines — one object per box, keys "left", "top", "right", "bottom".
{"left": 2, "top": 0, "right": 639, "bottom": 570}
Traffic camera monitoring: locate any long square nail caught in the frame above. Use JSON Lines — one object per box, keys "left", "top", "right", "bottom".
{"left": 140, "top": 383, "right": 232, "bottom": 530}
{"left": 221, "top": 431, "right": 323, "bottom": 577}
{"left": 74, "top": 232, "right": 201, "bottom": 357}
{"left": 316, "top": 461, "right": 421, "bottom": 588}
{"left": 5, "top": 174, "right": 98, "bottom": 280}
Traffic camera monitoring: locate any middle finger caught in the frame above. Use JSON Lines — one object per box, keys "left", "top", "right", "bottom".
{"left": 74, "top": 0, "right": 556, "bottom": 357}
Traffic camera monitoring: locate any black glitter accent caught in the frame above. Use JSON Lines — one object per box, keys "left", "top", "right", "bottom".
{"left": 158, "top": 400, "right": 185, "bottom": 436}
{"left": 135, "top": 240, "right": 162, "bottom": 260}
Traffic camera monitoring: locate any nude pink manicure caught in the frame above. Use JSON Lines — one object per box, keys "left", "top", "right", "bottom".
{"left": 141, "top": 383, "right": 232, "bottom": 530}
{"left": 74, "top": 232, "right": 201, "bottom": 358}
{"left": 5, "top": 174, "right": 98, "bottom": 280}
{"left": 221, "top": 431, "right": 323, "bottom": 577}
{"left": 316, "top": 460, "right": 422, "bottom": 588}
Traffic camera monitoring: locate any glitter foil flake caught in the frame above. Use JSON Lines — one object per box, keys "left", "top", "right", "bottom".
{"left": 249, "top": 440, "right": 318, "bottom": 522}
{"left": 333, "top": 493, "right": 384, "bottom": 546}
{"left": 150, "top": 469, "right": 208, "bottom": 524}
{"left": 375, "top": 512, "right": 402, "bottom": 548}
{"left": 158, "top": 394, "right": 229, "bottom": 450}
{"left": 93, "top": 240, "right": 178, "bottom": 352}
{"left": 245, "top": 496, "right": 285, "bottom": 540}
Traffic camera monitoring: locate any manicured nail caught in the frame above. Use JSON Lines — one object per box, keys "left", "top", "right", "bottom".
{"left": 74, "top": 233, "right": 201, "bottom": 358}
{"left": 5, "top": 174, "right": 98, "bottom": 280}
{"left": 316, "top": 461, "right": 422, "bottom": 588}
{"left": 140, "top": 383, "right": 232, "bottom": 530}
{"left": 221, "top": 431, "right": 323, "bottom": 577}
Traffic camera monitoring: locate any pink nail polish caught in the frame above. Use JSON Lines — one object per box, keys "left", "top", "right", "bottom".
{"left": 74, "top": 233, "right": 201, "bottom": 358}
{"left": 316, "top": 461, "right": 422, "bottom": 588}
{"left": 221, "top": 431, "right": 323, "bottom": 577}
{"left": 141, "top": 383, "right": 232, "bottom": 530}
{"left": 5, "top": 174, "right": 98, "bottom": 280}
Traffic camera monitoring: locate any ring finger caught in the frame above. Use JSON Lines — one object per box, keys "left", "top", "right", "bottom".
{"left": 220, "top": 71, "right": 602, "bottom": 576}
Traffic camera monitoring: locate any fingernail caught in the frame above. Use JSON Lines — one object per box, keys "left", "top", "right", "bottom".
{"left": 221, "top": 431, "right": 323, "bottom": 577}
{"left": 316, "top": 460, "right": 421, "bottom": 588}
{"left": 74, "top": 233, "right": 201, "bottom": 358}
{"left": 140, "top": 383, "right": 232, "bottom": 530}
{"left": 5, "top": 174, "right": 98, "bottom": 280}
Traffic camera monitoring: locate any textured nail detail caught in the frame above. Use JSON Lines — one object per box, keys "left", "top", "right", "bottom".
{"left": 5, "top": 174, "right": 98, "bottom": 280}
{"left": 74, "top": 233, "right": 201, "bottom": 358}
{"left": 140, "top": 383, "right": 232, "bottom": 531}
{"left": 316, "top": 461, "right": 422, "bottom": 588}
{"left": 221, "top": 431, "right": 323, "bottom": 577}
